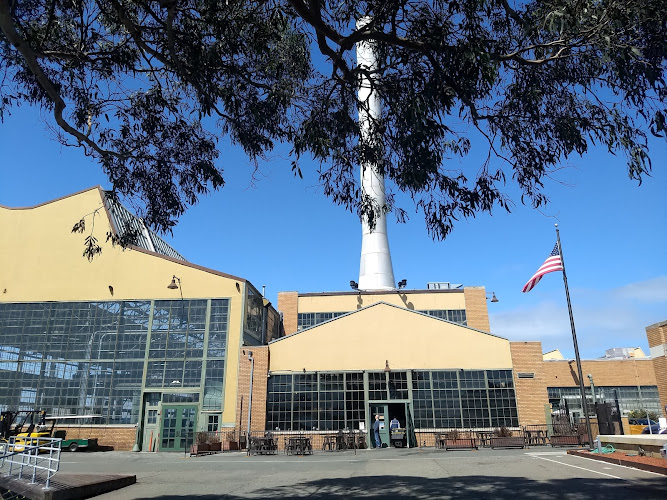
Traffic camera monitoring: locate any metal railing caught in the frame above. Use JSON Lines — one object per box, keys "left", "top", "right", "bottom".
{"left": 0, "top": 436, "right": 62, "bottom": 488}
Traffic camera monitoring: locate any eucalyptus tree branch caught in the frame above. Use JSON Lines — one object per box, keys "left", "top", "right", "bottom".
{"left": 0, "top": 0, "right": 119, "bottom": 158}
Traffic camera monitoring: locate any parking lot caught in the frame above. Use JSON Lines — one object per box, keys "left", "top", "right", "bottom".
{"left": 55, "top": 447, "right": 666, "bottom": 499}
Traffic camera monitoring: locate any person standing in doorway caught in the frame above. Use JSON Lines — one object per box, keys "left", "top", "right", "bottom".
{"left": 373, "top": 414, "right": 383, "bottom": 448}
{"left": 390, "top": 416, "right": 400, "bottom": 430}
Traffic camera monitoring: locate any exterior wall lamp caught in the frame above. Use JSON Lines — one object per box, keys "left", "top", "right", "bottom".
{"left": 167, "top": 275, "right": 183, "bottom": 300}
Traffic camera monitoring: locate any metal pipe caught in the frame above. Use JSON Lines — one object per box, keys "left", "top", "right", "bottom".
{"left": 587, "top": 374, "right": 597, "bottom": 405}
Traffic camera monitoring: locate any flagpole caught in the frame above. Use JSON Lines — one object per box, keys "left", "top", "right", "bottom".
{"left": 555, "top": 224, "right": 593, "bottom": 447}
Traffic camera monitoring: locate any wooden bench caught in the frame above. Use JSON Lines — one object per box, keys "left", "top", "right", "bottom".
{"left": 490, "top": 436, "right": 525, "bottom": 449}
{"left": 550, "top": 435, "right": 580, "bottom": 447}
{"left": 445, "top": 438, "right": 478, "bottom": 450}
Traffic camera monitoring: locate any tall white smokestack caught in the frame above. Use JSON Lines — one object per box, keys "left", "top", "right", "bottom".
{"left": 356, "top": 18, "right": 395, "bottom": 291}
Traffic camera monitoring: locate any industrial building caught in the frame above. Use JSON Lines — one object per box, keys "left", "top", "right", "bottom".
{"left": 1, "top": 187, "right": 665, "bottom": 451}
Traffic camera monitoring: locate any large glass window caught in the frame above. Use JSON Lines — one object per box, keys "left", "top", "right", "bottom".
{"left": 487, "top": 370, "right": 517, "bottom": 427}
{"left": 412, "top": 371, "right": 434, "bottom": 429}
{"left": 389, "top": 372, "right": 409, "bottom": 400}
{"left": 319, "top": 373, "right": 344, "bottom": 431}
{"left": 345, "top": 372, "right": 365, "bottom": 430}
{"left": 368, "top": 372, "right": 387, "bottom": 401}
{"left": 266, "top": 372, "right": 366, "bottom": 431}
{"left": 293, "top": 374, "right": 318, "bottom": 431}
{"left": 208, "top": 300, "right": 229, "bottom": 357}
{"left": 418, "top": 310, "right": 467, "bottom": 326}
{"left": 203, "top": 360, "right": 224, "bottom": 410}
{"left": 548, "top": 385, "right": 661, "bottom": 416}
{"left": 266, "top": 370, "right": 517, "bottom": 431}
{"left": 0, "top": 299, "right": 229, "bottom": 422}
{"left": 412, "top": 369, "right": 518, "bottom": 428}
{"left": 266, "top": 374, "right": 292, "bottom": 431}
{"left": 432, "top": 371, "right": 461, "bottom": 428}
{"left": 297, "top": 312, "right": 347, "bottom": 331}
{"left": 244, "top": 286, "right": 263, "bottom": 344}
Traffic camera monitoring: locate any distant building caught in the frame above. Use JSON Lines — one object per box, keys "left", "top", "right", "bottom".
{"left": 543, "top": 349, "right": 565, "bottom": 360}
{"left": 602, "top": 347, "right": 647, "bottom": 359}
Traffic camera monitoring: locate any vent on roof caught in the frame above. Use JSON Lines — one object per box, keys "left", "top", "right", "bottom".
{"left": 517, "top": 372, "right": 535, "bottom": 379}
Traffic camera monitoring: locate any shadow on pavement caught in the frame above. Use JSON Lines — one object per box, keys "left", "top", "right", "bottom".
{"left": 134, "top": 474, "right": 667, "bottom": 499}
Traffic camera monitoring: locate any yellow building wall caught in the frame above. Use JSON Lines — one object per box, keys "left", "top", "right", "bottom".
{"left": 297, "top": 290, "right": 466, "bottom": 313}
{"left": 0, "top": 187, "right": 244, "bottom": 425}
{"left": 269, "top": 303, "right": 512, "bottom": 372}
{"left": 543, "top": 349, "right": 565, "bottom": 360}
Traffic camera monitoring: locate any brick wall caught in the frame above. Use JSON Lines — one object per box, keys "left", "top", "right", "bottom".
{"left": 510, "top": 342, "right": 549, "bottom": 425}
{"left": 463, "top": 287, "right": 490, "bottom": 332}
{"left": 646, "top": 320, "right": 667, "bottom": 417}
{"left": 646, "top": 320, "right": 667, "bottom": 348}
{"left": 52, "top": 425, "right": 136, "bottom": 451}
{"left": 277, "top": 291, "right": 298, "bottom": 336}
{"left": 542, "top": 358, "right": 656, "bottom": 387}
{"left": 651, "top": 357, "right": 667, "bottom": 417}
{"left": 236, "top": 346, "right": 269, "bottom": 433}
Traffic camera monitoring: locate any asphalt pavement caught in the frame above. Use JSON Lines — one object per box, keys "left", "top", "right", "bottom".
{"left": 55, "top": 447, "right": 666, "bottom": 499}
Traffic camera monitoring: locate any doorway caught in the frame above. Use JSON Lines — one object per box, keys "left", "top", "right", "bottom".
{"left": 387, "top": 403, "right": 408, "bottom": 447}
{"left": 370, "top": 402, "right": 416, "bottom": 448}
{"left": 159, "top": 405, "right": 197, "bottom": 452}
{"left": 369, "top": 404, "right": 389, "bottom": 448}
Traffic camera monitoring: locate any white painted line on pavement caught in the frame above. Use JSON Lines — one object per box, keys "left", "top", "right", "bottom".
{"left": 531, "top": 455, "right": 621, "bottom": 479}
{"left": 525, "top": 452, "right": 567, "bottom": 456}
{"left": 568, "top": 454, "right": 667, "bottom": 478}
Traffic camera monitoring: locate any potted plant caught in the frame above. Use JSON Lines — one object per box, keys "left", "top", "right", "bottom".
{"left": 490, "top": 427, "right": 525, "bottom": 449}
{"left": 209, "top": 434, "right": 222, "bottom": 452}
{"left": 444, "top": 430, "right": 477, "bottom": 450}
{"left": 190, "top": 432, "right": 210, "bottom": 455}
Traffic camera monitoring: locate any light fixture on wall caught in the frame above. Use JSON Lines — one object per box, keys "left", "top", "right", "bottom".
{"left": 488, "top": 292, "right": 499, "bottom": 303}
{"left": 384, "top": 360, "right": 391, "bottom": 373}
{"left": 167, "top": 275, "right": 183, "bottom": 300}
{"left": 397, "top": 279, "right": 407, "bottom": 289}
{"left": 349, "top": 280, "right": 358, "bottom": 290}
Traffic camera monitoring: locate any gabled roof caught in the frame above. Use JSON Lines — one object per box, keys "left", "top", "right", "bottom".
{"left": 270, "top": 301, "right": 507, "bottom": 344}
{"left": 1, "top": 185, "right": 247, "bottom": 284}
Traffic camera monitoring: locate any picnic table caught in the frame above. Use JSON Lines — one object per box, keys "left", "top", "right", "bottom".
{"left": 322, "top": 434, "right": 338, "bottom": 451}
{"left": 476, "top": 430, "right": 495, "bottom": 447}
{"left": 247, "top": 436, "right": 278, "bottom": 455}
{"left": 525, "top": 429, "right": 547, "bottom": 446}
{"left": 286, "top": 436, "right": 312, "bottom": 455}
{"left": 322, "top": 432, "right": 365, "bottom": 451}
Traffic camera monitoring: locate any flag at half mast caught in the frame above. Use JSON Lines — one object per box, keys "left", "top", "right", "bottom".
{"left": 522, "top": 244, "right": 564, "bottom": 293}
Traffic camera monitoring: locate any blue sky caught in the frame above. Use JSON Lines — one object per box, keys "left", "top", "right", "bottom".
{"left": 1, "top": 102, "right": 665, "bottom": 360}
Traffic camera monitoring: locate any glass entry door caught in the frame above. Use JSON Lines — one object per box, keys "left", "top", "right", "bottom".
{"left": 369, "top": 404, "right": 389, "bottom": 448}
{"left": 160, "top": 405, "right": 197, "bottom": 451}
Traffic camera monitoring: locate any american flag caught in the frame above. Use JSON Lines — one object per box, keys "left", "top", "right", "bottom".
{"left": 522, "top": 244, "right": 563, "bottom": 293}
